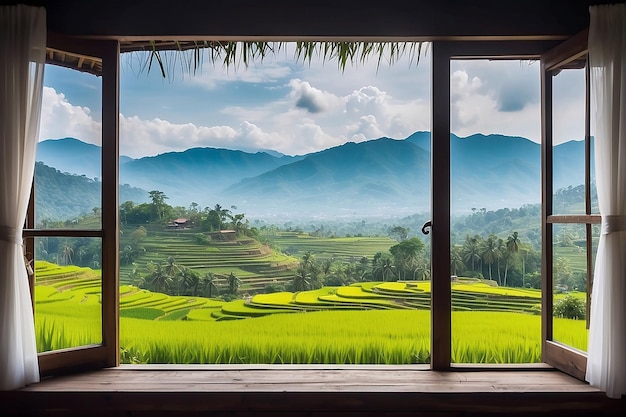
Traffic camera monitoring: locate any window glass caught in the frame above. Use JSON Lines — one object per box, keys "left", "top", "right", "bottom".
{"left": 551, "top": 224, "right": 588, "bottom": 352}
{"left": 552, "top": 67, "right": 586, "bottom": 215}
{"left": 36, "top": 65, "right": 102, "bottom": 229}
{"left": 450, "top": 59, "right": 542, "bottom": 363}
{"left": 34, "top": 237, "right": 103, "bottom": 352}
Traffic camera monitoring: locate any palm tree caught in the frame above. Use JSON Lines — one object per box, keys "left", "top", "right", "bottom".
{"left": 461, "top": 235, "right": 481, "bottom": 272}
{"left": 227, "top": 272, "right": 240, "bottom": 295}
{"left": 60, "top": 244, "right": 74, "bottom": 265}
{"left": 77, "top": 246, "right": 87, "bottom": 266}
{"left": 163, "top": 256, "right": 180, "bottom": 279}
{"left": 450, "top": 246, "right": 465, "bottom": 276}
{"left": 201, "top": 272, "right": 219, "bottom": 298}
{"left": 291, "top": 267, "right": 311, "bottom": 292}
{"left": 374, "top": 257, "right": 395, "bottom": 282}
{"left": 146, "top": 261, "right": 173, "bottom": 293}
{"left": 120, "top": 245, "right": 135, "bottom": 266}
{"left": 179, "top": 267, "right": 199, "bottom": 295}
{"left": 480, "top": 234, "right": 502, "bottom": 283}
{"left": 504, "top": 232, "right": 520, "bottom": 286}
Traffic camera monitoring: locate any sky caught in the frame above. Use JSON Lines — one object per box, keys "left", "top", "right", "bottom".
{"left": 39, "top": 42, "right": 586, "bottom": 159}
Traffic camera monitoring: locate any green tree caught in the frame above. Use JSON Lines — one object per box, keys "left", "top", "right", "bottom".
{"left": 480, "top": 234, "right": 502, "bottom": 283}
{"left": 389, "top": 226, "right": 410, "bottom": 242}
{"left": 450, "top": 245, "right": 464, "bottom": 276}
{"left": 60, "top": 244, "right": 74, "bottom": 265}
{"left": 461, "top": 234, "right": 481, "bottom": 272}
{"left": 504, "top": 232, "right": 520, "bottom": 286}
{"left": 227, "top": 272, "right": 240, "bottom": 295}
{"left": 148, "top": 190, "right": 169, "bottom": 221}
{"left": 145, "top": 261, "right": 173, "bottom": 293}
{"left": 373, "top": 256, "right": 396, "bottom": 282}
{"left": 554, "top": 294, "right": 585, "bottom": 320}
{"left": 291, "top": 266, "right": 311, "bottom": 292}
{"left": 389, "top": 237, "right": 424, "bottom": 280}
{"left": 179, "top": 267, "right": 200, "bottom": 295}
{"left": 201, "top": 272, "right": 219, "bottom": 298}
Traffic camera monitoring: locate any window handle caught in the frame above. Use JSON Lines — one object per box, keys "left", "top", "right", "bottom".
{"left": 421, "top": 220, "right": 432, "bottom": 235}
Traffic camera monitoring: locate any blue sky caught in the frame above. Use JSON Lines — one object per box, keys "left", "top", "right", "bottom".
{"left": 40, "top": 43, "right": 586, "bottom": 159}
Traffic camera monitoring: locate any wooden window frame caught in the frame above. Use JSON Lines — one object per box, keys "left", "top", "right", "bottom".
{"left": 24, "top": 35, "right": 119, "bottom": 376}
{"left": 29, "top": 35, "right": 590, "bottom": 381}
{"left": 541, "top": 29, "right": 593, "bottom": 380}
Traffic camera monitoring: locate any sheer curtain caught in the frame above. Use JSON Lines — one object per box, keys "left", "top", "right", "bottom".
{"left": 586, "top": 3, "right": 626, "bottom": 400}
{"left": 0, "top": 5, "right": 46, "bottom": 390}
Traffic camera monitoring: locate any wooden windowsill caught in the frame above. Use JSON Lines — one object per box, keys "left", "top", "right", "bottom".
{"left": 3, "top": 366, "right": 624, "bottom": 416}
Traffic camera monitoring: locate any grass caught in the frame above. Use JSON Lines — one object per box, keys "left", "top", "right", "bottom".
{"left": 34, "top": 260, "right": 589, "bottom": 364}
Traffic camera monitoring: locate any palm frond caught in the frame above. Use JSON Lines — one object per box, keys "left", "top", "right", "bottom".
{"left": 139, "top": 40, "right": 425, "bottom": 79}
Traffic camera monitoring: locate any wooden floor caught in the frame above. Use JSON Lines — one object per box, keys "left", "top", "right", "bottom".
{"left": 2, "top": 366, "right": 625, "bottom": 416}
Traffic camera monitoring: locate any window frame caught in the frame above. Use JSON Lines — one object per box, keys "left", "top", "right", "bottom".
{"left": 25, "top": 34, "right": 119, "bottom": 376}
{"left": 540, "top": 29, "right": 596, "bottom": 380}
{"left": 29, "top": 35, "right": 590, "bottom": 380}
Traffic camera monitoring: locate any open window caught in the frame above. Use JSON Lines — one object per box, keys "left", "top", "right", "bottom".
{"left": 540, "top": 30, "right": 596, "bottom": 380}
{"left": 24, "top": 34, "right": 120, "bottom": 376}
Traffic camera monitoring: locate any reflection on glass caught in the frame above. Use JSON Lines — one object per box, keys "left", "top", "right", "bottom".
{"left": 34, "top": 237, "right": 102, "bottom": 352}
{"left": 552, "top": 67, "right": 586, "bottom": 215}
{"left": 552, "top": 224, "right": 588, "bottom": 352}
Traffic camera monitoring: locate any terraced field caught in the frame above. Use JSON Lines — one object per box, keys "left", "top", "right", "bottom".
{"left": 264, "top": 231, "right": 398, "bottom": 262}
{"left": 120, "top": 224, "right": 300, "bottom": 292}
{"left": 35, "top": 261, "right": 548, "bottom": 323}
{"left": 34, "top": 261, "right": 587, "bottom": 364}
{"left": 119, "top": 226, "right": 402, "bottom": 293}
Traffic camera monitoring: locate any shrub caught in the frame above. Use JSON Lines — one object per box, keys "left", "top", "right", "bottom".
{"left": 554, "top": 295, "right": 585, "bottom": 320}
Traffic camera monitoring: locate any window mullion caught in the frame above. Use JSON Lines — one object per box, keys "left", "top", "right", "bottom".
{"left": 541, "top": 61, "right": 554, "bottom": 352}
{"left": 101, "top": 40, "right": 120, "bottom": 368}
{"left": 430, "top": 41, "right": 451, "bottom": 370}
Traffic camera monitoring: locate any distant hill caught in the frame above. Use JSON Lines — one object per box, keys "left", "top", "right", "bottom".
{"left": 36, "top": 133, "right": 589, "bottom": 219}
{"left": 223, "top": 137, "right": 430, "bottom": 217}
{"left": 34, "top": 161, "right": 148, "bottom": 223}
{"left": 37, "top": 137, "right": 134, "bottom": 179}
{"left": 118, "top": 147, "right": 302, "bottom": 204}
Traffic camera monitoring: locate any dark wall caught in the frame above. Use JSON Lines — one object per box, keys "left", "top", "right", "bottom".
{"left": 38, "top": 0, "right": 619, "bottom": 39}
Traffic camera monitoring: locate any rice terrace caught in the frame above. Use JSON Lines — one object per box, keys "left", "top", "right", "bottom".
{"left": 34, "top": 215, "right": 588, "bottom": 365}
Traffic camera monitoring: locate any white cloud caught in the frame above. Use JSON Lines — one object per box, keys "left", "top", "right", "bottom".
{"left": 190, "top": 60, "right": 293, "bottom": 90}
{"left": 450, "top": 69, "right": 541, "bottom": 142}
{"left": 39, "top": 86, "right": 101, "bottom": 144}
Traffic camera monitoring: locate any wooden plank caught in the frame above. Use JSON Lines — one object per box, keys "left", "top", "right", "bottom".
{"left": 101, "top": 40, "right": 121, "bottom": 368}
{"left": 21, "top": 369, "right": 596, "bottom": 391}
{"left": 430, "top": 41, "right": 452, "bottom": 371}
{"left": 542, "top": 29, "right": 588, "bottom": 71}
{"left": 547, "top": 215, "right": 601, "bottom": 224}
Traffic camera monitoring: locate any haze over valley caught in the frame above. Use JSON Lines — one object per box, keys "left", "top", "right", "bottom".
{"left": 36, "top": 131, "right": 589, "bottom": 222}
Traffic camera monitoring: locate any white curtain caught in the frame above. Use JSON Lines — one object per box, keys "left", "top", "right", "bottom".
{"left": 586, "top": 3, "right": 626, "bottom": 400}
{"left": 0, "top": 5, "right": 46, "bottom": 390}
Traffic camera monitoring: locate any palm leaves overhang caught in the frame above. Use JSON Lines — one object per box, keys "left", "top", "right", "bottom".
{"left": 46, "top": 40, "right": 427, "bottom": 77}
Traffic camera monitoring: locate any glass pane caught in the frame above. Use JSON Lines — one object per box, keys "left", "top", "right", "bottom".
{"left": 552, "top": 224, "right": 588, "bottom": 352}
{"left": 36, "top": 64, "right": 102, "bottom": 229}
{"left": 117, "top": 43, "right": 432, "bottom": 364}
{"left": 34, "top": 237, "right": 103, "bottom": 352}
{"left": 450, "top": 59, "right": 542, "bottom": 363}
{"left": 552, "top": 68, "right": 586, "bottom": 215}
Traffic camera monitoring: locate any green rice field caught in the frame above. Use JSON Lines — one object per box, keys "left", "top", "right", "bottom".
{"left": 34, "top": 261, "right": 588, "bottom": 365}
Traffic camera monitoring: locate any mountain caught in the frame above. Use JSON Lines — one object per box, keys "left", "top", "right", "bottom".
{"left": 34, "top": 162, "right": 148, "bottom": 222}
{"left": 223, "top": 138, "right": 431, "bottom": 217}
{"left": 36, "top": 133, "right": 589, "bottom": 220}
{"left": 36, "top": 137, "right": 135, "bottom": 179}
{"left": 118, "top": 147, "right": 302, "bottom": 204}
